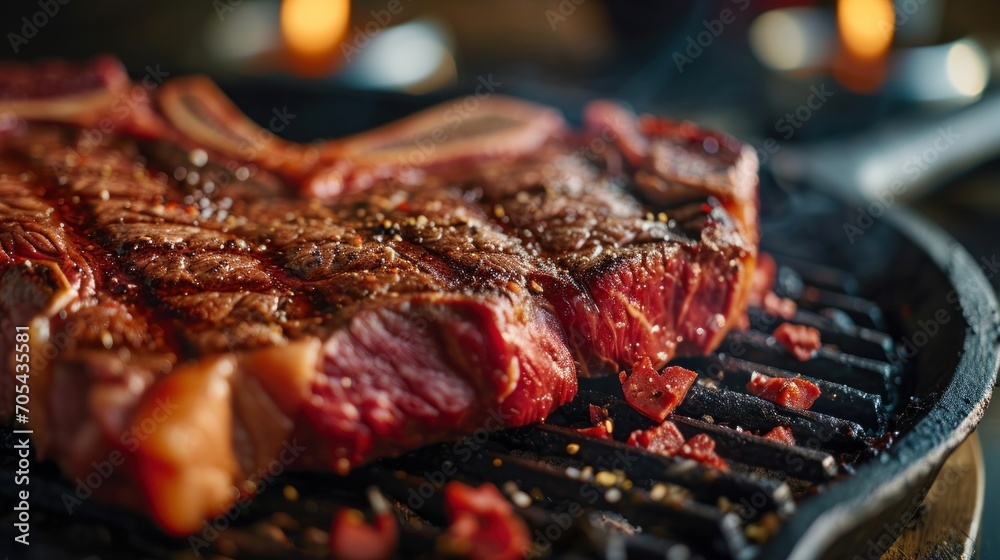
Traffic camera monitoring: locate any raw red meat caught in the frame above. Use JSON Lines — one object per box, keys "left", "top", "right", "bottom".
{"left": 773, "top": 323, "right": 821, "bottom": 360}
{"left": 627, "top": 422, "right": 728, "bottom": 471}
{"left": 619, "top": 357, "right": 698, "bottom": 422}
{"left": 763, "top": 292, "right": 798, "bottom": 319}
{"left": 626, "top": 421, "right": 686, "bottom": 455}
{"left": 762, "top": 426, "right": 797, "bottom": 446}
{"left": 329, "top": 506, "right": 398, "bottom": 560}
{"left": 747, "top": 373, "right": 821, "bottom": 410}
{"left": 576, "top": 424, "right": 614, "bottom": 440}
{"left": 443, "top": 482, "right": 530, "bottom": 560}
{"left": 678, "top": 434, "right": 728, "bottom": 471}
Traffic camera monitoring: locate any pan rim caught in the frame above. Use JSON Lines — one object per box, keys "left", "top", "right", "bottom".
{"left": 759, "top": 203, "right": 1000, "bottom": 560}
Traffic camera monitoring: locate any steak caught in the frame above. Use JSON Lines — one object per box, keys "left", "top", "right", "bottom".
{"left": 0, "top": 57, "right": 758, "bottom": 534}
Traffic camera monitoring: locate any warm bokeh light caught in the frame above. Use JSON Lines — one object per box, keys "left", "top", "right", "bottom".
{"left": 837, "top": 0, "right": 894, "bottom": 60}
{"left": 281, "top": 0, "right": 349, "bottom": 73}
{"left": 835, "top": 0, "right": 894, "bottom": 92}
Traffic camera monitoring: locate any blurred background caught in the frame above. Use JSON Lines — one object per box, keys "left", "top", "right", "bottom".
{"left": 2, "top": 0, "right": 999, "bottom": 556}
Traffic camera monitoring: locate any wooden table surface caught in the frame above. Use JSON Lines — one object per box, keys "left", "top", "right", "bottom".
{"left": 882, "top": 433, "right": 984, "bottom": 560}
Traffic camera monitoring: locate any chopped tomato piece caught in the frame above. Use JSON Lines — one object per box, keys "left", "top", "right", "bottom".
{"left": 619, "top": 357, "right": 697, "bottom": 422}
{"left": 443, "top": 482, "right": 530, "bottom": 560}
{"left": 747, "top": 372, "right": 821, "bottom": 410}
{"left": 748, "top": 252, "right": 777, "bottom": 307}
{"left": 773, "top": 323, "right": 821, "bottom": 360}
{"left": 626, "top": 421, "right": 685, "bottom": 455}
{"left": 330, "top": 507, "right": 398, "bottom": 560}
{"left": 762, "top": 426, "right": 797, "bottom": 446}
{"left": 678, "top": 434, "right": 728, "bottom": 471}
{"left": 576, "top": 424, "right": 613, "bottom": 440}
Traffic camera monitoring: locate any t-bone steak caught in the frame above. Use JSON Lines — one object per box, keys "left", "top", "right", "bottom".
{"left": 0, "top": 57, "right": 759, "bottom": 534}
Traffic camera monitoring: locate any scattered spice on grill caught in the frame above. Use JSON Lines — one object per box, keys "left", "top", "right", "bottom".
{"left": 762, "top": 426, "right": 797, "bottom": 446}
{"left": 441, "top": 481, "right": 531, "bottom": 560}
{"left": 329, "top": 490, "right": 398, "bottom": 560}
{"left": 594, "top": 470, "right": 619, "bottom": 487}
{"left": 619, "top": 356, "right": 698, "bottom": 422}
{"left": 747, "top": 372, "right": 821, "bottom": 410}
{"left": 773, "top": 322, "right": 821, "bottom": 360}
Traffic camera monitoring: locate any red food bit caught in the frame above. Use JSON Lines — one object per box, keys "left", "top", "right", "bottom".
{"left": 762, "top": 291, "right": 797, "bottom": 319}
{"left": 588, "top": 404, "right": 609, "bottom": 425}
{"left": 626, "top": 421, "right": 685, "bottom": 455}
{"left": 747, "top": 252, "right": 777, "bottom": 307}
{"left": 576, "top": 423, "right": 613, "bottom": 440}
{"left": 678, "top": 434, "right": 728, "bottom": 471}
{"left": 747, "top": 372, "right": 821, "bottom": 410}
{"left": 619, "top": 357, "right": 698, "bottom": 422}
{"left": 627, "top": 423, "right": 726, "bottom": 471}
{"left": 732, "top": 313, "right": 751, "bottom": 332}
{"left": 773, "top": 322, "right": 821, "bottom": 361}
{"left": 330, "top": 507, "right": 398, "bottom": 560}
{"left": 762, "top": 426, "right": 797, "bottom": 446}
{"left": 443, "top": 482, "right": 530, "bottom": 560}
